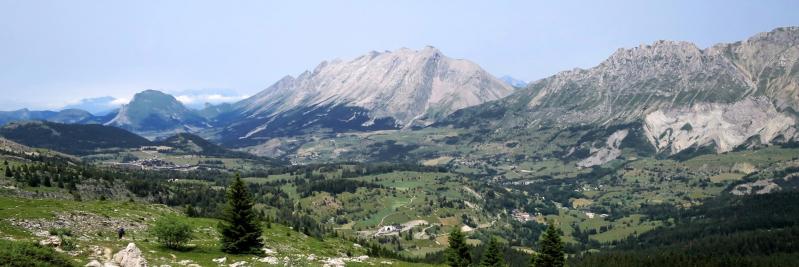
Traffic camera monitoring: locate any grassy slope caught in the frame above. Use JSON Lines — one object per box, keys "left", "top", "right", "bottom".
{"left": 0, "top": 196, "right": 439, "bottom": 266}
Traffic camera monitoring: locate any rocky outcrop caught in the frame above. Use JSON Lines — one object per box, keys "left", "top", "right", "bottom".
{"left": 84, "top": 243, "right": 147, "bottom": 267}
{"left": 7, "top": 211, "right": 146, "bottom": 238}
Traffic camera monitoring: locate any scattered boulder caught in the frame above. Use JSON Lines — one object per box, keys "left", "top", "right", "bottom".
{"left": 212, "top": 257, "right": 226, "bottom": 264}
{"left": 112, "top": 243, "right": 147, "bottom": 267}
{"left": 85, "top": 260, "right": 104, "bottom": 267}
{"left": 7, "top": 211, "right": 146, "bottom": 238}
{"left": 321, "top": 258, "right": 345, "bottom": 267}
{"left": 39, "top": 235, "right": 61, "bottom": 247}
{"left": 257, "top": 257, "right": 279, "bottom": 264}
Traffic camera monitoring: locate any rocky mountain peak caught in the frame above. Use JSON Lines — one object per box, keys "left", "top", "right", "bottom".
{"left": 105, "top": 90, "right": 208, "bottom": 138}
{"left": 223, "top": 47, "right": 512, "bottom": 144}
{"left": 603, "top": 40, "right": 704, "bottom": 69}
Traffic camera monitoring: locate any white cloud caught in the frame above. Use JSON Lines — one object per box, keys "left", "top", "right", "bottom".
{"left": 175, "top": 95, "right": 196, "bottom": 104}
{"left": 171, "top": 89, "right": 249, "bottom": 108}
{"left": 111, "top": 97, "right": 131, "bottom": 105}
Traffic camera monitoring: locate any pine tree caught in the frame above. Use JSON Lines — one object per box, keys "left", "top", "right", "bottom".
{"left": 185, "top": 204, "right": 198, "bottom": 217}
{"left": 27, "top": 174, "right": 40, "bottom": 187}
{"left": 480, "top": 238, "right": 505, "bottom": 267}
{"left": 3, "top": 162, "right": 10, "bottom": 177}
{"left": 219, "top": 174, "right": 264, "bottom": 254}
{"left": 533, "top": 222, "right": 565, "bottom": 267}
{"left": 447, "top": 226, "right": 471, "bottom": 267}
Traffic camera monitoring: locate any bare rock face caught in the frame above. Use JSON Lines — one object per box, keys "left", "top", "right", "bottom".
{"left": 112, "top": 243, "right": 147, "bottom": 267}
{"left": 577, "top": 129, "right": 629, "bottom": 167}
{"left": 644, "top": 97, "right": 796, "bottom": 154}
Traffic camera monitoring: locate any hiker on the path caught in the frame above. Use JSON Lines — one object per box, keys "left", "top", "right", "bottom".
{"left": 117, "top": 227, "right": 125, "bottom": 239}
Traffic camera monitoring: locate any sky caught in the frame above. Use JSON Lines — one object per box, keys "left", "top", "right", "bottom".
{"left": 1, "top": 0, "right": 798, "bottom": 111}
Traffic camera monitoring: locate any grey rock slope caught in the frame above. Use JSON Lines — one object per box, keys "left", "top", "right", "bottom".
{"left": 215, "top": 46, "right": 513, "bottom": 146}
{"left": 444, "top": 27, "right": 799, "bottom": 155}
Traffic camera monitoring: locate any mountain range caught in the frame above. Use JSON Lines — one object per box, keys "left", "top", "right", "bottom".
{"left": 0, "top": 46, "right": 513, "bottom": 145}
{"left": 442, "top": 27, "right": 799, "bottom": 157}
{"left": 1, "top": 27, "right": 797, "bottom": 160}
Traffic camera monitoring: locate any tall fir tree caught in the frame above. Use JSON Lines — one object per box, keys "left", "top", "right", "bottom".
{"left": 27, "top": 174, "right": 40, "bottom": 187}
{"left": 219, "top": 174, "right": 264, "bottom": 254}
{"left": 480, "top": 238, "right": 505, "bottom": 267}
{"left": 533, "top": 222, "right": 565, "bottom": 267}
{"left": 447, "top": 226, "right": 471, "bottom": 267}
{"left": 185, "top": 204, "right": 199, "bottom": 217}
{"left": 43, "top": 175, "right": 52, "bottom": 187}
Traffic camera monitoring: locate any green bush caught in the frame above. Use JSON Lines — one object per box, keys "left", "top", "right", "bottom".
{"left": 0, "top": 239, "right": 74, "bottom": 267}
{"left": 48, "top": 228, "right": 72, "bottom": 237}
{"left": 151, "top": 216, "right": 194, "bottom": 249}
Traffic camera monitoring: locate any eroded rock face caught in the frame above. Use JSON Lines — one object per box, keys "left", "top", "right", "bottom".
{"left": 644, "top": 97, "right": 796, "bottom": 154}
{"left": 112, "top": 243, "right": 147, "bottom": 267}
{"left": 577, "top": 129, "right": 629, "bottom": 167}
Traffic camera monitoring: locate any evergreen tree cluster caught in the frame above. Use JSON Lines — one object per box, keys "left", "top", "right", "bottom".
{"left": 446, "top": 224, "right": 565, "bottom": 267}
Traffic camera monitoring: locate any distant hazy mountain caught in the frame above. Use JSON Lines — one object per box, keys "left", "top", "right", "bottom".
{"left": 0, "top": 108, "right": 105, "bottom": 126}
{"left": 104, "top": 90, "right": 209, "bottom": 138}
{"left": 499, "top": 75, "right": 528, "bottom": 88}
{"left": 62, "top": 96, "right": 120, "bottom": 115}
{"left": 0, "top": 121, "right": 152, "bottom": 155}
{"left": 443, "top": 27, "right": 799, "bottom": 156}
{"left": 215, "top": 46, "right": 513, "bottom": 146}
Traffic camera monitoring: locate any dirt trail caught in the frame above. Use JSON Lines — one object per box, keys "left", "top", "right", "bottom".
{"left": 377, "top": 195, "right": 416, "bottom": 227}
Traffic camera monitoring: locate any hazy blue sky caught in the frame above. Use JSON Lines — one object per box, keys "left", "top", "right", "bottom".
{"left": 1, "top": 0, "right": 798, "bottom": 110}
